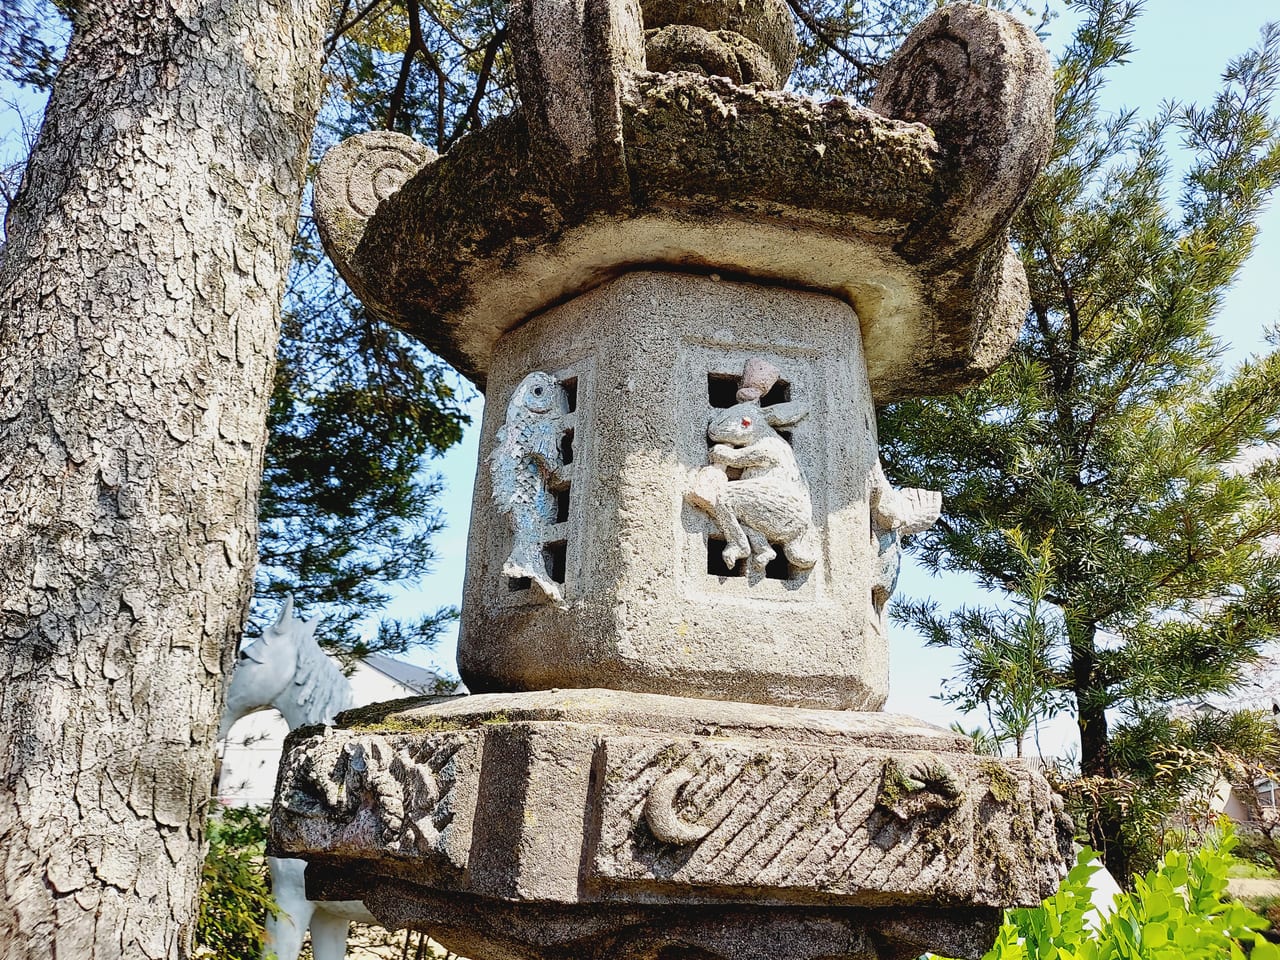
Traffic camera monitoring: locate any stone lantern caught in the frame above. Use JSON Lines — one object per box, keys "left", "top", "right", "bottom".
{"left": 273, "top": 4, "right": 1072, "bottom": 959}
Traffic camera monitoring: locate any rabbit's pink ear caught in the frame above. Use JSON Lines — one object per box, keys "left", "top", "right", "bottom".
{"left": 764, "top": 401, "right": 808, "bottom": 429}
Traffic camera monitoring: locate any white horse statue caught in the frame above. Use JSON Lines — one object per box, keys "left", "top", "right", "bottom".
{"left": 219, "top": 597, "right": 377, "bottom": 960}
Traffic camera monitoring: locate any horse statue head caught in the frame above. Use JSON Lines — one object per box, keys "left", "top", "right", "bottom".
{"left": 218, "top": 596, "right": 354, "bottom": 740}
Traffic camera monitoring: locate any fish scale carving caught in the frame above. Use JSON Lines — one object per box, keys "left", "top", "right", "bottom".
{"left": 592, "top": 737, "right": 978, "bottom": 902}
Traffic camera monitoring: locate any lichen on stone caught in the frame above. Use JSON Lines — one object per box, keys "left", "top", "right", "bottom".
{"left": 979, "top": 758, "right": 1019, "bottom": 804}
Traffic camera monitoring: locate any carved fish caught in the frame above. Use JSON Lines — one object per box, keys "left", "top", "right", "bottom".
{"left": 489, "top": 371, "right": 565, "bottom": 605}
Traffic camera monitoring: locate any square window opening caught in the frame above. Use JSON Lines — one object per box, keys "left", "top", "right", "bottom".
{"left": 760, "top": 379, "right": 791, "bottom": 406}
{"left": 560, "top": 377, "right": 578, "bottom": 413}
{"left": 764, "top": 546, "right": 790, "bottom": 581}
{"left": 545, "top": 540, "right": 568, "bottom": 584}
{"left": 707, "top": 374, "right": 739, "bottom": 409}
{"left": 707, "top": 538, "right": 745, "bottom": 577}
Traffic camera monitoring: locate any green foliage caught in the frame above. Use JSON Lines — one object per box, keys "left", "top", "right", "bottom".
{"left": 883, "top": 0, "right": 1280, "bottom": 877}
{"left": 1225, "top": 860, "right": 1278, "bottom": 880}
{"left": 787, "top": 0, "right": 936, "bottom": 100}
{"left": 951, "top": 720, "right": 1007, "bottom": 756}
{"left": 321, "top": 0, "right": 512, "bottom": 150}
{"left": 903, "top": 530, "right": 1069, "bottom": 757}
{"left": 939, "top": 826, "right": 1280, "bottom": 960}
{"left": 255, "top": 250, "right": 468, "bottom": 656}
{"left": 1066, "top": 708, "right": 1280, "bottom": 879}
{"left": 196, "top": 807, "right": 276, "bottom": 960}
{"left": 248, "top": 0, "right": 527, "bottom": 655}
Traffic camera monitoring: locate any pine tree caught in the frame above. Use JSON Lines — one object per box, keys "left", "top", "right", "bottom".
{"left": 882, "top": 0, "right": 1280, "bottom": 878}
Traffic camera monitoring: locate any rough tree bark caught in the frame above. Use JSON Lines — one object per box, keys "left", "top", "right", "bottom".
{"left": 0, "top": 0, "right": 330, "bottom": 955}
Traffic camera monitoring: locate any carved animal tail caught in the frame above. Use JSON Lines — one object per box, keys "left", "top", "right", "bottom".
{"left": 785, "top": 526, "right": 819, "bottom": 568}
{"left": 504, "top": 546, "right": 566, "bottom": 608}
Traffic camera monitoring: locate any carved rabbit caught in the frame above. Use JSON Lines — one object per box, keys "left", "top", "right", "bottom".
{"left": 689, "top": 398, "right": 819, "bottom": 573}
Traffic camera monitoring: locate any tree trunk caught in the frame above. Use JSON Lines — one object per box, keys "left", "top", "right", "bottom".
{"left": 1070, "top": 620, "right": 1126, "bottom": 874}
{"left": 1076, "top": 693, "right": 1110, "bottom": 779}
{"left": 0, "top": 1, "right": 327, "bottom": 955}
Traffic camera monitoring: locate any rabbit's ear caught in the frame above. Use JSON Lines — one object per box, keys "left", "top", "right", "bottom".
{"left": 764, "top": 401, "right": 808, "bottom": 429}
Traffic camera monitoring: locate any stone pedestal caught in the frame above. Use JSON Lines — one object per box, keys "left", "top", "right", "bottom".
{"left": 273, "top": 691, "right": 1071, "bottom": 960}
{"left": 462, "top": 272, "right": 886, "bottom": 709}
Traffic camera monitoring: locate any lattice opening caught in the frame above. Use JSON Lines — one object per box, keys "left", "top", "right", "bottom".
{"left": 707, "top": 373, "right": 739, "bottom": 408}
{"left": 545, "top": 540, "right": 568, "bottom": 584}
{"left": 554, "top": 487, "right": 571, "bottom": 524}
{"left": 764, "top": 546, "right": 790, "bottom": 580}
{"left": 706, "top": 538, "right": 745, "bottom": 577}
{"left": 760, "top": 379, "right": 790, "bottom": 406}
{"left": 561, "top": 376, "right": 578, "bottom": 413}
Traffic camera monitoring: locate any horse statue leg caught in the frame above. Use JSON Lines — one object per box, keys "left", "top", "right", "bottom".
{"left": 264, "top": 856, "right": 316, "bottom": 960}
{"left": 309, "top": 906, "right": 352, "bottom": 960}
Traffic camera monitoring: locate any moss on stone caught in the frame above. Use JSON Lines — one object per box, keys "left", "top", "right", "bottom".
{"left": 875, "top": 758, "right": 918, "bottom": 811}
{"left": 345, "top": 76, "right": 943, "bottom": 391}
{"left": 980, "top": 759, "right": 1019, "bottom": 804}
{"left": 625, "top": 73, "right": 938, "bottom": 222}
{"left": 335, "top": 695, "right": 466, "bottom": 731}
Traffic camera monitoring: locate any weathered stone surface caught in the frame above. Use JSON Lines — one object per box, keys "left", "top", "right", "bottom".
{"left": 642, "top": 0, "right": 798, "bottom": 82}
{"left": 344, "top": 886, "right": 1000, "bottom": 960}
{"left": 270, "top": 691, "right": 1070, "bottom": 960}
{"left": 591, "top": 738, "right": 1063, "bottom": 905}
{"left": 342, "top": 688, "right": 977, "bottom": 749}
{"left": 338, "top": 83, "right": 945, "bottom": 398}
{"left": 313, "top": 2, "right": 1053, "bottom": 401}
{"left": 644, "top": 25, "right": 782, "bottom": 88}
{"left": 311, "top": 131, "right": 436, "bottom": 306}
{"left": 489, "top": 371, "right": 572, "bottom": 606}
{"left": 507, "top": 0, "right": 644, "bottom": 195}
{"left": 870, "top": 3, "right": 1054, "bottom": 260}
{"left": 292, "top": 8, "right": 1065, "bottom": 956}
{"left": 273, "top": 729, "right": 479, "bottom": 877}
{"left": 459, "top": 273, "right": 892, "bottom": 709}
{"left": 594, "top": 736, "right": 979, "bottom": 900}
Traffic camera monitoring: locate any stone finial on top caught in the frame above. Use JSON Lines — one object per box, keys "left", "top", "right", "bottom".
{"left": 642, "top": 0, "right": 798, "bottom": 89}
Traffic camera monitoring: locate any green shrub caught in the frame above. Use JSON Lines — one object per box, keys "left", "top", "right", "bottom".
{"left": 196, "top": 805, "right": 278, "bottom": 960}
{"left": 942, "top": 824, "right": 1280, "bottom": 960}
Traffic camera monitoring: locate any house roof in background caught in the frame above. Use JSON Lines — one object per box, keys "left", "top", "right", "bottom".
{"left": 361, "top": 652, "right": 446, "bottom": 694}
